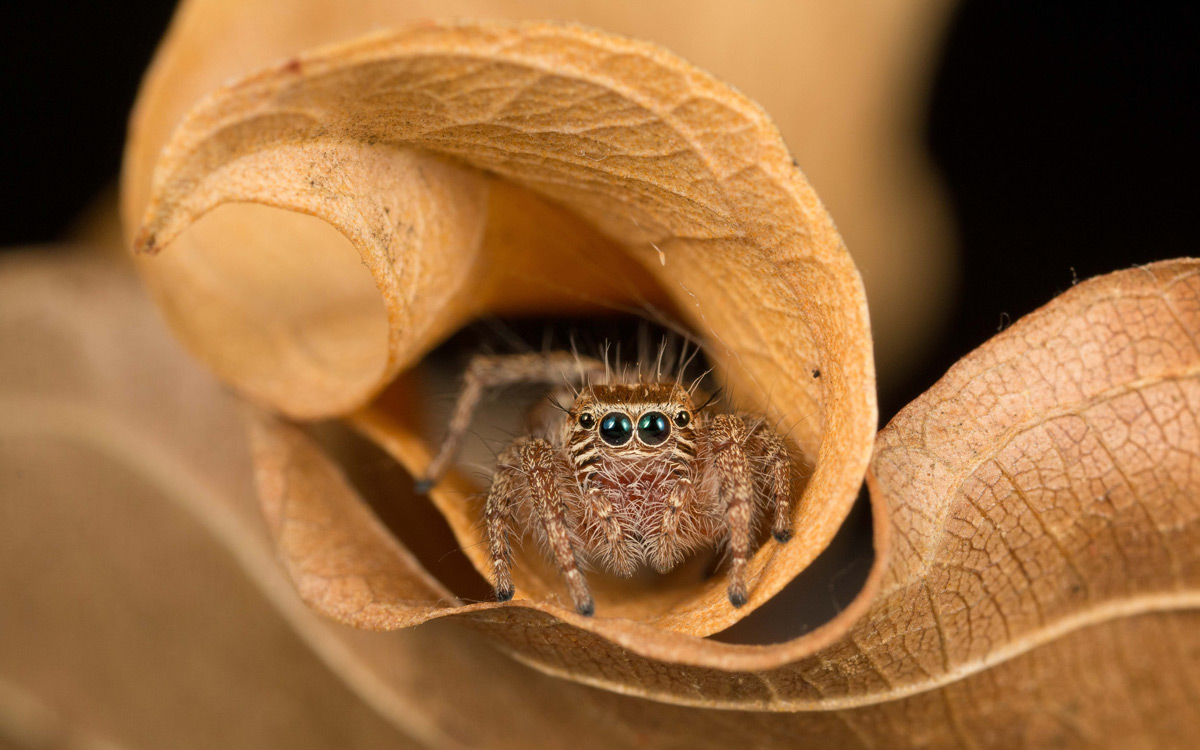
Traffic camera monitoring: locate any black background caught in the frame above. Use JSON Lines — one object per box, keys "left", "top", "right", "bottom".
{"left": 1, "top": 2, "right": 1196, "bottom": 422}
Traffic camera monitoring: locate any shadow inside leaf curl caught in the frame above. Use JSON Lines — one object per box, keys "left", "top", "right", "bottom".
{"left": 308, "top": 419, "right": 496, "bottom": 604}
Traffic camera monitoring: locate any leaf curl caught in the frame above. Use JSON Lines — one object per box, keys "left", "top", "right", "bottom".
{"left": 131, "top": 20, "right": 878, "bottom": 634}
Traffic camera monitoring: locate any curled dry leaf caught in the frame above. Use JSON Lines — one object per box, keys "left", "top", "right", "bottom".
{"left": 130, "top": 21, "right": 878, "bottom": 634}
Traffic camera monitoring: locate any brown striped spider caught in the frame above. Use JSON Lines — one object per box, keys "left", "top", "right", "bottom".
{"left": 417, "top": 350, "right": 794, "bottom": 616}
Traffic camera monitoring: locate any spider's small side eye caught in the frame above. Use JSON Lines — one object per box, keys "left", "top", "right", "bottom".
{"left": 673, "top": 410, "right": 691, "bottom": 428}
{"left": 599, "top": 412, "right": 633, "bottom": 446}
{"left": 578, "top": 412, "right": 596, "bottom": 429}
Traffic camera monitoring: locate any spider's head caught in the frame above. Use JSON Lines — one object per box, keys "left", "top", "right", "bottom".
{"left": 568, "top": 383, "right": 698, "bottom": 462}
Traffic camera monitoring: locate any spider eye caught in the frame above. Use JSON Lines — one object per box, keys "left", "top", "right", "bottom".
{"left": 637, "top": 412, "right": 671, "bottom": 446}
{"left": 673, "top": 410, "right": 691, "bottom": 428}
{"left": 599, "top": 412, "right": 633, "bottom": 446}
{"left": 578, "top": 412, "right": 596, "bottom": 429}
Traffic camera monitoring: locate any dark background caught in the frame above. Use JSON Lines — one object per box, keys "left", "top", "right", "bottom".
{"left": 1, "top": 2, "right": 1196, "bottom": 422}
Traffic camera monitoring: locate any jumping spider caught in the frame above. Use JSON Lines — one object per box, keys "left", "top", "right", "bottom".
{"left": 417, "top": 350, "right": 795, "bottom": 616}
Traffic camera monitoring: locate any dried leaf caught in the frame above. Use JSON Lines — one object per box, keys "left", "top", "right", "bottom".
{"left": 130, "top": 20, "right": 878, "bottom": 633}
{"left": 108, "top": 4, "right": 1200, "bottom": 745}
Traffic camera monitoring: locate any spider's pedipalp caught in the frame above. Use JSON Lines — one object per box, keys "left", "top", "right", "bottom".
{"left": 485, "top": 443, "right": 524, "bottom": 602}
{"left": 583, "top": 486, "right": 636, "bottom": 576}
{"left": 648, "top": 476, "right": 694, "bottom": 572}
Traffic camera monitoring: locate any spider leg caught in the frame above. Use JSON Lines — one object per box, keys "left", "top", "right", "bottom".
{"left": 752, "top": 427, "right": 794, "bottom": 543}
{"left": 418, "top": 352, "right": 603, "bottom": 492}
{"left": 518, "top": 438, "right": 595, "bottom": 616}
{"left": 484, "top": 441, "right": 525, "bottom": 602}
{"left": 649, "top": 476, "right": 694, "bottom": 573}
{"left": 707, "top": 414, "right": 755, "bottom": 607}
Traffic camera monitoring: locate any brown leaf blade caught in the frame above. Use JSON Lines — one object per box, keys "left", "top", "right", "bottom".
{"left": 129, "top": 20, "right": 878, "bottom": 634}
{"left": 858, "top": 259, "right": 1200, "bottom": 694}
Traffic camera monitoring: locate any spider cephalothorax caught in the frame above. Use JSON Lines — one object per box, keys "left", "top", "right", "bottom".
{"left": 419, "top": 351, "right": 795, "bottom": 616}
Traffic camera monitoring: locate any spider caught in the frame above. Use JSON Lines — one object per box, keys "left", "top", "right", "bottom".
{"left": 417, "top": 350, "right": 795, "bottom": 616}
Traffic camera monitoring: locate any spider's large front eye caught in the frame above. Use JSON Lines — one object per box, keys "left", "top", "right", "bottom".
{"left": 637, "top": 412, "right": 671, "bottom": 445}
{"left": 599, "top": 412, "right": 633, "bottom": 446}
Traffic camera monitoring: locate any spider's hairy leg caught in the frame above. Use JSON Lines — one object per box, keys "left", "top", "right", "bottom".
{"left": 649, "top": 477, "right": 694, "bottom": 573}
{"left": 417, "top": 351, "right": 603, "bottom": 492}
{"left": 753, "top": 427, "right": 794, "bottom": 543}
{"left": 484, "top": 441, "right": 523, "bottom": 602}
{"left": 585, "top": 487, "right": 636, "bottom": 576}
{"left": 708, "top": 414, "right": 754, "bottom": 607}
{"left": 520, "top": 438, "right": 595, "bottom": 616}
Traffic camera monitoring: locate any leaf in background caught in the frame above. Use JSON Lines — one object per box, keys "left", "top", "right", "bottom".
{"left": 0, "top": 252, "right": 431, "bottom": 748}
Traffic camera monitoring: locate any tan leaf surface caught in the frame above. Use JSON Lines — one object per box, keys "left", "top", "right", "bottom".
{"left": 129, "top": 20, "right": 878, "bottom": 634}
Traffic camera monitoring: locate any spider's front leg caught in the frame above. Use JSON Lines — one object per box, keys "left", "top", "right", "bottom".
{"left": 417, "top": 352, "right": 603, "bottom": 492}
{"left": 487, "top": 437, "right": 594, "bottom": 616}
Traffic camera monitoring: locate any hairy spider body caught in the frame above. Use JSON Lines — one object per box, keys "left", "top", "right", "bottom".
{"left": 419, "top": 351, "right": 794, "bottom": 616}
